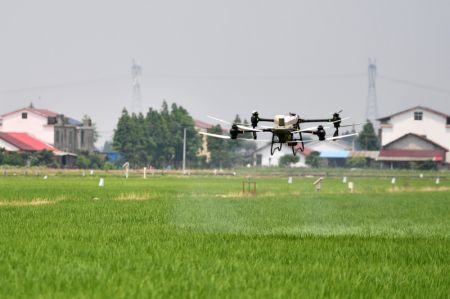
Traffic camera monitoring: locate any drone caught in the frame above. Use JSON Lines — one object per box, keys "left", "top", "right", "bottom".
{"left": 200, "top": 111, "right": 359, "bottom": 156}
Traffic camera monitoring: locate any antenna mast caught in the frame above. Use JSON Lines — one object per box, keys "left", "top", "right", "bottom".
{"left": 131, "top": 59, "right": 143, "bottom": 114}
{"left": 366, "top": 58, "right": 379, "bottom": 125}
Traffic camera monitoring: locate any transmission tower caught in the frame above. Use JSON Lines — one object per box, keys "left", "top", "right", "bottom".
{"left": 366, "top": 58, "right": 379, "bottom": 125}
{"left": 131, "top": 59, "right": 143, "bottom": 114}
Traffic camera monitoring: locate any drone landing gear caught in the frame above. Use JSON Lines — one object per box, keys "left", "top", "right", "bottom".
{"left": 270, "top": 135, "right": 282, "bottom": 156}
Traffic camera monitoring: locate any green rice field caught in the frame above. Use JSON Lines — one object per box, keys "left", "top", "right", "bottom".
{"left": 1, "top": 172, "right": 449, "bottom": 298}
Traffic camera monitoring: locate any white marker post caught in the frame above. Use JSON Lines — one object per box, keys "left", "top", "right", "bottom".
{"left": 436, "top": 177, "right": 440, "bottom": 185}
{"left": 143, "top": 167, "right": 147, "bottom": 179}
{"left": 99, "top": 178, "right": 105, "bottom": 187}
{"left": 288, "top": 176, "right": 293, "bottom": 184}
{"left": 90, "top": 170, "right": 94, "bottom": 176}
{"left": 343, "top": 176, "right": 347, "bottom": 184}
{"left": 348, "top": 182, "right": 354, "bottom": 193}
{"left": 391, "top": 177, "right": 396, "bottom": 185}
{"left": 122, "top": 162, "right": 130, "bottom": 179}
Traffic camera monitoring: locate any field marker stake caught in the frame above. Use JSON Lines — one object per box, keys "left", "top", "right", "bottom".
{"left": 348, "top": 182, "right": 354, "bottom": 193}
{"left": 313, "top": 177, "right": 323, "bottom": 192}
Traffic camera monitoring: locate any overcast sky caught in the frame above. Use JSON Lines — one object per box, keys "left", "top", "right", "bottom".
{"left": 1, "top": 0, "right": 449, "bottom": 145}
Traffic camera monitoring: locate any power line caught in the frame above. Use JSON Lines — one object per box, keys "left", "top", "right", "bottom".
{"left": 142, "top": 73, "right": 367, "bottom": 80}
{"left": 0, "top": 73, "right": 366, "bottom": 94}
{"left": 1, "top": 72, "right": 449, "bottom": 95}
{"left": 378, "top": 75, "right": 450, "bottom": 95}
{"left": 0, "top": 75, "right": 127, "bottom": 94}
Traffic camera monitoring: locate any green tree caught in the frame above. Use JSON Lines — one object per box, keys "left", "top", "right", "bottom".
{"left": 347, "top": 157, "right": 366, "bottom": 168}
{"left": 168, "top": 103, "right": 202, "bottom": 168}
{"left": 357, "top": 121, "right": 379, "bottom": 150}
{"left": 225, "top": 115, "right": 258, "bottom": 167}
{"left": 113, "top": 108, "right": 141, "bottom": 165}
{"left": 305, "top": 151, "right": 321, "bottom": 168}
{"left": 279, "top": 154, "right": 300, "bottom": 167}
{"left": 31, "top": 150, "right": 55, "bottom": 166}
{"left": 207, "top": 125, "right": 231, "bottom": 168}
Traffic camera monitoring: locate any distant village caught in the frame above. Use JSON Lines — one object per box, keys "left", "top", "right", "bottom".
{"left": 0, "top": 103, "right": 449, "bottom": 170}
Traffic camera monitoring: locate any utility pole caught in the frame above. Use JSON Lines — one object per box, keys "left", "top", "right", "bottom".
{"left": 366, "top": 58, "right": 379, "bottom": 127}
{"left": 182, "top": 128, "right": 187, "bottom": 174}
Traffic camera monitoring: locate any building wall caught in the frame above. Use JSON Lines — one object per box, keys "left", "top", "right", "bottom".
{"left": 0, "top": 139, "right": 18, "bottom": 151}
{"left": 385, "top": 135, "right": 438, "bottom": 151}
{"left": 55, "top": 125, "right": 95, "bottom": 153}
{"left": 380, "top": 109, "right": 450, "bottom": 162}
{"left": 0, "top": 110, "right": 54, "bottom": 144}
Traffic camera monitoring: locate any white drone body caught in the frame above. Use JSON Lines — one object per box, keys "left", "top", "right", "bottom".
{"left": 273, "top": 114, "right": 299, "bottom": 129}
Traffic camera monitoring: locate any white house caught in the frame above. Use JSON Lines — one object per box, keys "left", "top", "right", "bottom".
{"left": 0, "top": 106, "right": 56, "bottom": 144}
{"left": 0, "top": 104, "right": 95, "bottom": 153}
{"left": 378, "top": 106, "right": 450, "bottom": 163}
{"left": 252, "top": 143, "right": 312, "bottom": 167}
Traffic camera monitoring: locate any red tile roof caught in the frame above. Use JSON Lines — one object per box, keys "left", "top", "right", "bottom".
{"left": 0, "top": 132, "right": 58, "bottom": 152}
{"left": 194, "top": 119, "right": 214, "bottom": 130}
{"left": 1, "top": 107, "right": 58, "bottom": 118}
{"left": 379, "top": 149, "right": 445, "bottom": 161}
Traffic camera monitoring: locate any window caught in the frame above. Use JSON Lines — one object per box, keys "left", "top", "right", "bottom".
{"left": 22, "top": 113, "right": 27, "bottom": 119}
{"left": 414, "top": 111, "right": 423, "bottom": 121}
{"left": 447, "top": 117, "right": 450, "bottom": 125}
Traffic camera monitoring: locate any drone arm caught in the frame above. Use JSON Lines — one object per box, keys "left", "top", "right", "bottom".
{"left": 298, "top": 118, "right": 333, "bottom": 123}
{"left": 258, "top": 117, "right": 274, "bottom": 122}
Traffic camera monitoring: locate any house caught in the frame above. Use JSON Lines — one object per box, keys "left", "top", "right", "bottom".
{"left": 0, "top": 132, "right": 77, "bottom": 166}
{"left": 0, "top": 104, "right": 95, "bottom": 153}
{"left": 378, "top": 106, "right": 450, "bottom": 165}
{"left": 378, "top": 133, "right": 447, "bottom": 168}
{"left": 251, "top": 143, "right": 313, "bottom": 167}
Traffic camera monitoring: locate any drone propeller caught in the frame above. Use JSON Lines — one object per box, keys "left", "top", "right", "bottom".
{"left": 199, "top": 132, "right": 230, "bottom": 139}
{"left": 292, "top": 126, "right": 330, "bottom": 133}
{"left": 237, "top": 124, "right": 263, "bottom": 132}
{"left": 330, "top": 109, "right": 343, "bottom": 115}
{"left": 207, "top": 115, "right": 231, "bottom": 125}
{"left": 302, "top": 132, "right": 358, "bottom": 144}
{"left": 339, "top": 123, "right": 362, "bottom": 128}
{"left": 199, "top": 131, "right": 269, "bottom": 142}
{"left": 327, "top": 117, "right": 350, "bottom": 124}
{"left": 207, "top": 115, "right": 262, "bottom": 132}
{"left": 325, "top": 132, "right": 358, "bottom": 141}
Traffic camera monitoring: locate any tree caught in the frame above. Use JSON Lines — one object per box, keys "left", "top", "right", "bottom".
{"left": 112, "top": 101, "right": 202, "bottom": 169}
{"left": 168, "top": 103, "right": 202, "bottom": 168}
{"left": 279, "top": 154, "right": 300, "bottom": 167}
{"left": 207, "top": 125, "right": 231, "bottom": 168}
{"left": 305, "top": 151, "right": 321, "bottom": 168}
{"left": 113, "top": 108, "right": 140, "bottom": 165}
{"left": 357, "top": 121, "right": 379, "bottom": 150}
{"left": 228, "top": 115, "right": 257, "bottom": 167}
{"left": 347, "top": 157, "right": 366, "bottom": 168}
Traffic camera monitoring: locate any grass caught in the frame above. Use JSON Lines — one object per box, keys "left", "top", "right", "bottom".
{"left": 0, "top": 174, "right": 450, "bottom": 298}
